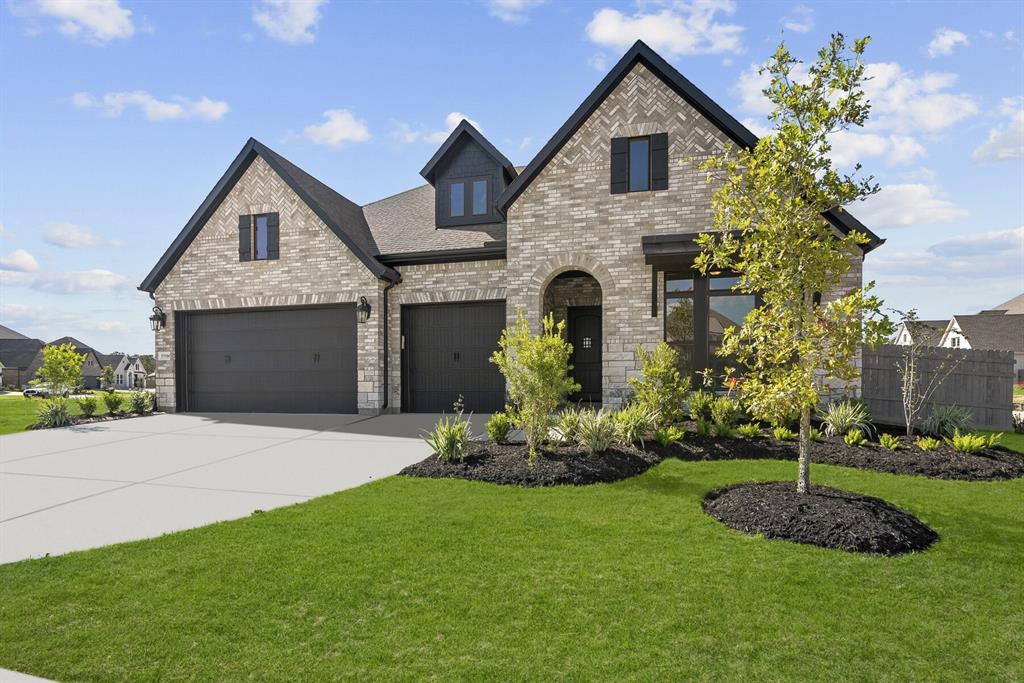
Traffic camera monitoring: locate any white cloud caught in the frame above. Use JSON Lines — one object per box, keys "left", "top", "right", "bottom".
{"left": 861, "top": 63, "right": 978, "bottom": 133}
{"left": 0, "top": 303, "right": 145, "bottom": 340}
{"left": 392, "top": 112, "right": 482, "bottom": 145}
{"left": 252, "top": 0, "right": 326, "bottom": 44}
{"left": 867, "top": 227, "right": 1022, "bottom": 286}
{"left": 0, "top": 268, "right": 132, "bottom": 293}
{"left": 782, "top": 4, "right": 813, "bottom": 33}
{"left": 0, "top": 249, "right": 40, "bottom": 272}
{"left": 733, "top": 61, "right": 809, "bottom": 116}
{"left": 927, "top": 28, "right": 969, "bottom": 57}
{"left": 488, "top": 0, "right": 545, "bottom": 23}
{"left": 585, "top": 0, "right": 744, "bottom": 57}
{"left": 72, "top": 91, "right": 229, "bottom": 121}
{"left": 587, "top": 52, "right": 609, "bottom": 71}
{"left": 25, "top": 0, "right": 134, "bottom": 44}
{"left": 42, "top": 222, "right": 121, "bottom": 248}
{"left": 739, "top": 117, "right": 771, "bottom": 137}
{"left": 825, "top": 130, "right": 926, "bottom": 167}
{"left": 856, "top": 183, "right": 968, "bottom": 228}
{"left": 971, "top": 96, "right": 1024, "bottom": 163}
{"left": 302, "top": 109, "right": 371, "bottom": 147}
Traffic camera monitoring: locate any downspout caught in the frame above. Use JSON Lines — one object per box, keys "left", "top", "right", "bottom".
{"left": 381, "top": 275, "right": 400, "bottom": 412}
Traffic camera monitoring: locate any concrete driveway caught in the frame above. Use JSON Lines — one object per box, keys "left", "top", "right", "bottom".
{"left": 0, "top": 412, "right": 446, "bottom": 564}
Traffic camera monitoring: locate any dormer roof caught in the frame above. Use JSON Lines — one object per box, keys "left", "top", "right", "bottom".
{"left": 419, "top": 120, "right": 517, "bottom": 186}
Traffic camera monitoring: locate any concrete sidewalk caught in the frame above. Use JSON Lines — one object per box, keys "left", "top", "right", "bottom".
{"left": 0, "top": 412, "right": 446, "bottom": 564}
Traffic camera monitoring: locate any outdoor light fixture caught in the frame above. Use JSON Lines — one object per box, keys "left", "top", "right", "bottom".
{"left": 356, "top": 296, "right": 372, "bottom": 323}
{"left": 149, "top": 305, "right": 167, "bottom": 331}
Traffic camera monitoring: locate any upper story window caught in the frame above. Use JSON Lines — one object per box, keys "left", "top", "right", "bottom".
{"left": 238, "top": 213, "right": 279, "bottom": 262}
{"left": 449, "top": 183, "right": 465, "bottom": 217}
{"left": 442, "top": 177, "right": 490, "bottom": 223}
{"left": 472, "top": 180, "right": 488, "bottom": 215}
{"left": 611, "top": 132, "right": 669, "bottom": 194}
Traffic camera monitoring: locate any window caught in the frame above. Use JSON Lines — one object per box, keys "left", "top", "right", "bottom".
{"left": 240, "top": 213, "right": 277, "bottom": 262}
{"left": 628, "top": 137, "right": 650, "bottom": 192}
{"left": 664, "top": 273, "right": 757, "bottom": 382}
{"left": 450, "top": 183, "right": 465, "bottom": 217}
{"left": 472, "top": 179, "right": 488, "bottom": 215}
{"left": 951, "top": 336, "right": 960, "bottom": 348}
{"left": 253, "top": 215, "right": 269, "bottom": 260}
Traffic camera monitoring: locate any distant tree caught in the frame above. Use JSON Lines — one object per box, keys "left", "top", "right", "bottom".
{"left": 99, "top": 365, "right": 115, "bottom": 392}
{"left": 33, "top": 343, "right": 86, "bottom": 396}
{"left": 892, "top": 309, "right": 965, "bottom": 436}
{"left": 138, "top": 355, "right": 156, "bottom": 374}
{"left": 695, "top": 34, "right": 891, "bottom": 494}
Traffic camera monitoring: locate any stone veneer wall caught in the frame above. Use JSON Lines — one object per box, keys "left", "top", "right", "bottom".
{"left": 543, "top": 275, "right": 603, "bottom": 326}
{"left": 153, "top": 156, "right": 385, "bottom": 413}
{"left": 385, "top": 258, "right": 508, "bottom": 411}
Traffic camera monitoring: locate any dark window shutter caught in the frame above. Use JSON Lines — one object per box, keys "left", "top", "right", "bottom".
{"left": 650, "top": 133, "right": 669, "bottom": 190}
{"left": 610, "top": 137, "right": 628, "bottom": 194}
{"left": 267, "top": 213, "right": 280, "bottom": 260}
{"left": 238, "top": 215, "right": 251, "bottom": 262}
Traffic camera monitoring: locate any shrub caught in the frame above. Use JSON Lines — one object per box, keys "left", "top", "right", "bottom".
{"left": 34, "top": 398, "right": 73, "bottom": 429}
{"left": 575, "top": 409, "right": 617, "bottom": 454}
{"left": 915, "top": 436, "right": 940, "bottom": 452}
{"left": 809, "top": 427, "right": 823, "bottom": 442}
{"left": 490, "top": 311, "right": 579, "bottom": 459}
{"left": 553, "top": 406, "right": 585, "bottom": 445}
{"left": 711, "top": 396, "right": 740, "bottom": 428}
{"left": 688, "top": 391, "right": 715, "bottom": 422}
{"left": 103, "top": 392, "right": 123, "bottom": 414}
{"left": 695, "top": 419, "right": 713, "bottom": 437}
{"left": 613, "top": 403, "right": 656, "bottom": 447}
{"left": 819, "top": 400, "right": 874, "bottom": 438}
{"left": 773, "top": 425, "right": 797, "bottom": 441}
{"left": 77, "top": 396, "right": 98, "bottom": 418}
{"left": 712, "top": 422, "right": 736, "bottom": 438}
{"left": 422, "top": 414, "right": 473, "bottom": 462}
{"left": 878, "top": 433, "right": 901, "bottom": 450}
{"left": 985, "top": 432, "right": 1003, "bottom": 449}
{"left": 127, "top": 390, "right": 148, "bottom": 414}
{"left": 653, "top": 425, "right": 685, "bottom": 446}
{"left": 486, "top": 411, "right": 513, "bottom": 444}
{"left": 736, "top": 423, "right": 761, "bottom": 438}
{"left": 944, "top": 429, "right": 987, "bottom": 454}
{"left": 843, "top": 428, "right": 868, "bottom": 446}
{"left": 629, "top": 342, "right": 690, "bottom": 428}
{"left": 143, "top": 392, "right": 155, "bottom": 413}
{"left": 922, "top": 405, "right": 973, "bottom": 439}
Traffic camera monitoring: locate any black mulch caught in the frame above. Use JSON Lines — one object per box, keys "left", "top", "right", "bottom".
{"left": 400, "top": 442, "right": 663, "bottom": 487}
{"left": 648, "top": 427, "right": 1024, "bottom": 481}
{"left": 703, "top": 481, "right": 939, "bottom": 556}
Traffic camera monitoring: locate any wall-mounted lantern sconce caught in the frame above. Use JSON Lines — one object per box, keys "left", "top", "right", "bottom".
{"left": 356, "top": 296, "right": 372, "bottom": 323}
{"left": 149, "top": 305, "right": 167, "bottom": 332}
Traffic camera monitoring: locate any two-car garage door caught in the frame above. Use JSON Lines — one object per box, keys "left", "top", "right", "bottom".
{"left": 177, "top": 306, "right": 357, "bottom": 413}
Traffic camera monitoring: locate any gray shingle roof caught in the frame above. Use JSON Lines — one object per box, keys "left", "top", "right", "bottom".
{"left": 0, "top": 339, "right": 44, "bottom": 368}
{"left": 908, "top": 320, "right": 948, "bottom": 346}
{"left": 363, "top": 183, "right": 506, "bottom": 255}
{"left": 0, "top": 324, "right": 28, "bottom": 340}
{"left": 985, "top": 293, "right": 1024, "bottom": 315}
{"left": 953, "top": 314, "right": 1024, "bottom": 352}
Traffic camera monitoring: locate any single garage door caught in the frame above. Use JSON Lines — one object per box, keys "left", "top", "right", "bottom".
{"left": 402, "top": 301, "right": 505, "bottom": 413}
{"left": 178, "top": 306, "right": 357, "bottom": 413}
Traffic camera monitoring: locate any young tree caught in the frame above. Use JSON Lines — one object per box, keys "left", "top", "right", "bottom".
{"left": 490, "top": 311, "right": 580, "bottom": 461}
{"left": 695, "top": 35, "right": 891, "bottom": 493}
{"left": 32, "top": 343, "right": 86, "bottom": 396}
{"left": 893, "top": 309, "right": 965, "bottom": 436}
{"left": 99, "top": 365, "right": 115, "bottom": 392}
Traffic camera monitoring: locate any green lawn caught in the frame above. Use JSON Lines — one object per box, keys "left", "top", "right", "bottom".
{"left": 0, "top": 392, "right": 124, "bottom": 436}
{"left": 1, "top": 452, "right": 1022, "bottom": 681}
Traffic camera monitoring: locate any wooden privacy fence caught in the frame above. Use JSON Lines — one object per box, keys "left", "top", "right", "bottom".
{"left": 861, "top": 345, "right": 1014, "bottom": 431}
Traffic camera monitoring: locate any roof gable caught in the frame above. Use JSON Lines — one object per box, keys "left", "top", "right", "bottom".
{"left": 139, "top": 139, "right": 398, "bottom": 293}
{"left": 949, "top": 314, "right": 1024, "bottom": 352}
{"left": 420, "top": 120, "right": 517, "bottom": 186}
{"left": 498, "top": 40, "right": 883, "bottom": 252}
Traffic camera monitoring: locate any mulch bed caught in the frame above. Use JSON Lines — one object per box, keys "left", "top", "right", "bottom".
{"left": 28, "top": 412, "right": 155, "bottom": 430}
{"left": 703, "top": 481, "right": 939, "bottom": 555}
{"left": 400, "top": 442, "right": 663, "bottom": 487}
{"left": 648, "top": 427, "right": 1024, "bottom": 481}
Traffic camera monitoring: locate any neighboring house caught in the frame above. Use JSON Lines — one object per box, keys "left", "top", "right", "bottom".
{"left": 981, "top": 293, "right": 1024, "bottom": 315}
{"left": 891, "top": 319, "right": 948, "bottom": 347}
{"left": 0, "top": 338, "right": 44, "bottom": 388}
{"left": 940, "top": 314, "right": 1024, "bottom": 380}
{"left": 26, "top": 337, "right": 105, "bottom": 389}
{"left": 107, "top": 354, "right": 147, "bottom": 389}
{"left": 140, "top": 40, "right": 883, "bottom": 415}
{"left": 0, "top": 323, "right": 29, "bottom": 340}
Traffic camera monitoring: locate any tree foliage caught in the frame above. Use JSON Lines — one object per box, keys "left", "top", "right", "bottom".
{"left": 629, "top": 342, "right": 691, "bottom": 428}
{"left": 695, "top": 34, "right": 892, "bottom": 493}
{"left": 33, "top": 343, "right": 86, "bottom": 396}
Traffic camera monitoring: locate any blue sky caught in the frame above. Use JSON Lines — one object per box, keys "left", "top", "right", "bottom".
{"left": 1, "top": 0, "right": 1021, "bottom": 354}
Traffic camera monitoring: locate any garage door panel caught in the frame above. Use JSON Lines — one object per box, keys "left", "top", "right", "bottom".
{"left": 181, "top": 306, "right": 357, "bottom": 413}
{"left": 403, "top": 301, "right": 505, "bottom": 413}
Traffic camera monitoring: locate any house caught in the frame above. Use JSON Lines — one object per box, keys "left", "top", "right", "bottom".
{"left": 140, "top": 40, "right": 882, "bottom": 415}
{"left": 940, "top": 314, "right": 1024, "bottom": 380}
{"left": 981, "top": 293, "right": 1024, "bottom": 315}
{"left": 0, "top": 323, "right": 29, "bottom": 340}
{"left": 105, "top": 353, "right": 147, "bottom": 389}
{"left": 26, "top": 337, "right": 105, "bottom": 389}
{"left": 891, "top": 319, "right": 948, "bottom": 347}
{"left": 0, "top": 338, "right": 44, "bottom": 388}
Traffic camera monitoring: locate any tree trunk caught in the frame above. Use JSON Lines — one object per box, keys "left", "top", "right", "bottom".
{"left": 797, "top": 405, "right": 811, "bottom": 493}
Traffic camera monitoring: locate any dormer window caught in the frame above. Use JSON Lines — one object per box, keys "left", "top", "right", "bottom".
{"left": 443, "top": 177, "right": 490, "bottom": 222}
{"left": 450, "top": 183, "right": 465, "bottom": 217}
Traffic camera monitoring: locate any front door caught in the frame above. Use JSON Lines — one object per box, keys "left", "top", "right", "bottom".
{"left": 567, "top": 306, "right": 602, "bottom": 403}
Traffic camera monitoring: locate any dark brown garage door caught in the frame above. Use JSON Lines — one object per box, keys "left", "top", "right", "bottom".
{"left": 401, "top": 301, "right": 505, "bottom": 413}
{"left": 177, "top": 306, "right": 357, "bottom": 413}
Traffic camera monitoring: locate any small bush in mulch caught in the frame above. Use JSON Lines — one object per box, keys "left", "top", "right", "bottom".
{"left": 400, "top": 442, "right": 662, "bottom": 487}
{"left": 703, "top": 481, "right": 939, "bottom": 556}
{"left": 648, "top": 425, "right": 1024, "bottom": 481}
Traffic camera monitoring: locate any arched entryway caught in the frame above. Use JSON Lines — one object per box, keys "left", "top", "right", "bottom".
{"left": 542, "top": 270, "right": 603, "bottom": 403}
